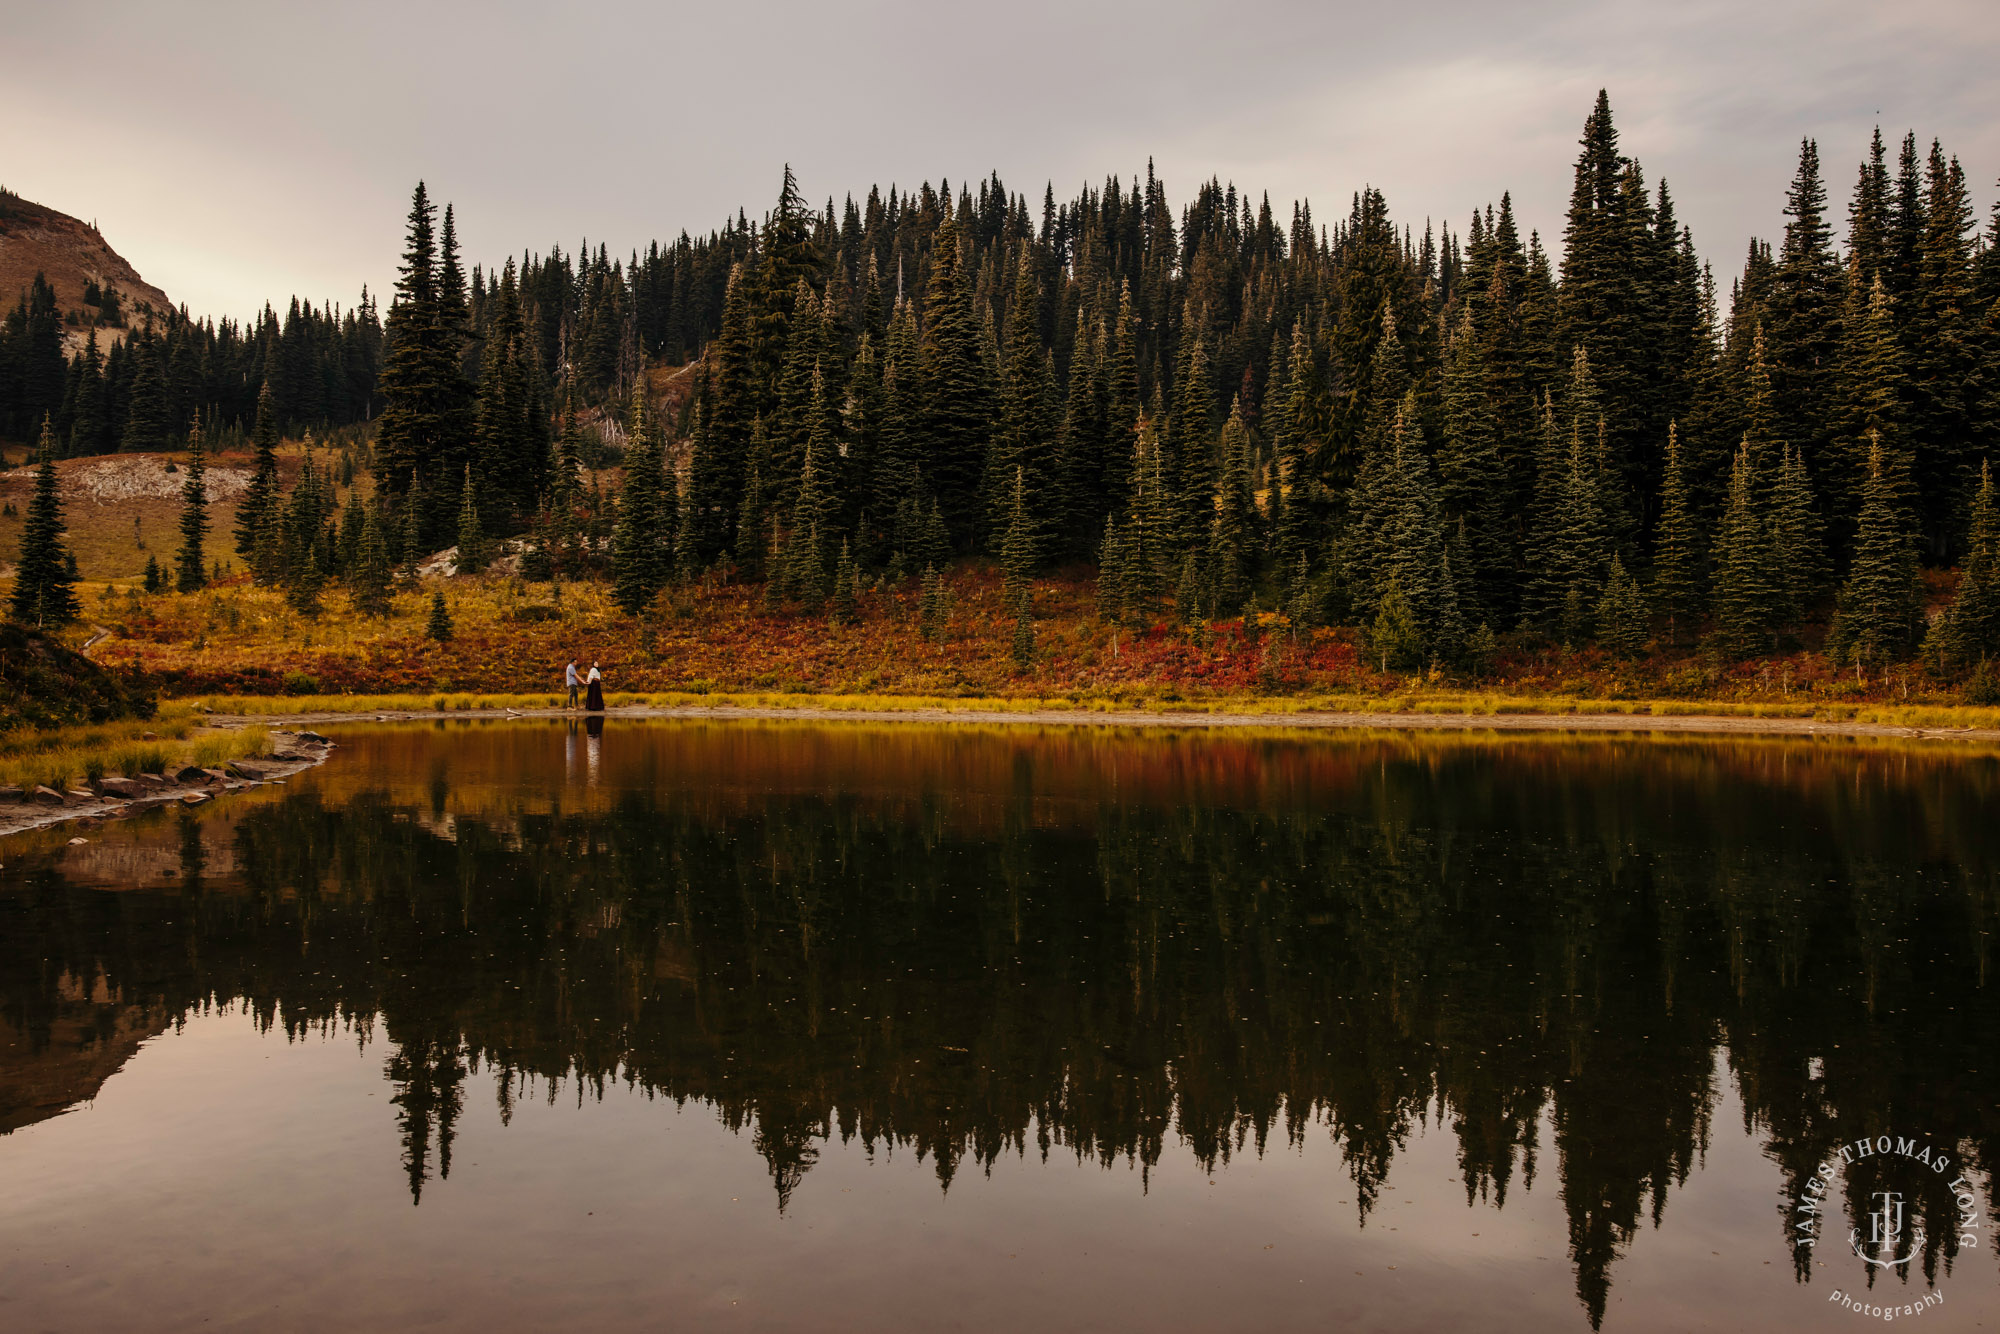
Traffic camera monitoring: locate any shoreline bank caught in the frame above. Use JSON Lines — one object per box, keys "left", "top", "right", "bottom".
{"left": 0, "top": 731, "right": 336, "bottom": 841}
{"left": 202, "top": 700, "right": 2000, "bottom": 745}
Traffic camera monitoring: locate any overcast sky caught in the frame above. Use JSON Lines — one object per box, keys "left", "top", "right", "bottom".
{"left": 5, "top": 0, "right": 1997, "bottom": 321}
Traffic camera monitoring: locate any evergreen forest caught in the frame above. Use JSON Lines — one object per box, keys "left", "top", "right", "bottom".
{"left": 11, "top": 90, "right": 2000, "bottom": 684}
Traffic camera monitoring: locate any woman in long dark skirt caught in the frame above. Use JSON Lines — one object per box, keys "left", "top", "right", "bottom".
{"left": 584, "top": 661, "right": 605, "bottom": 712}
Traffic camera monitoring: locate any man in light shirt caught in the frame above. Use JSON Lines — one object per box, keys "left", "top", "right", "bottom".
{"left": 565, "top": 660, "right": 580, "bottom": 709}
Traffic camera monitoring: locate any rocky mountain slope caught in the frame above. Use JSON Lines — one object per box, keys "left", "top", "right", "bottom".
{"left": 0, "top": 189, "right": 173, "bottom": 342}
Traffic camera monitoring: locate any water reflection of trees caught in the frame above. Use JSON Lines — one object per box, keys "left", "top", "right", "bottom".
{"left": 1, "top": 733, "right": 1996, "bottom": 1328}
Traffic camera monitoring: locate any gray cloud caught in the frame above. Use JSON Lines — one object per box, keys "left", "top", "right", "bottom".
{"left": 5, "top": 0, "right": 1995, "bottom": 319}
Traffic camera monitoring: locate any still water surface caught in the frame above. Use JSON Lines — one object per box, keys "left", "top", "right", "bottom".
{"left": 1, "top": 720, "right": 1996, "bottom": 1331}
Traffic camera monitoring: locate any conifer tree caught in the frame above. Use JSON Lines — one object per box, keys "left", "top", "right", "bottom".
{"left": 733, "top": 417, "right": 771, "bottom": 578}
{"left": 1652, "top": 422, "right": 1702, "bottom": 644}
{"left": 1096, "top": 518, "right": 1127, "bottom": 625}
{"left": 121, "top": 339, "right": 168, "bottom": 452}
{"left": 1175, "top": 548, "right": 1206, "bottom": 627}
{"left": 610, "top": 398, "right": 667, "bottom": 612}
{"left": 1436, "top": 308, "right": 1511, "bottom": 618}
{"left": 236, "top": 381, "right": 282, "bottom": 562}
{"left": 1273, "top": 319, "right": 1318, "bottom": 573}
{"left": 68, "top": 329, "right": 106, "bottom": 456}
{"left": 830, "top": 539, "right": 858, "bottom": 626}
{"left": 1765, "top": 139, "right": 1843, "bottom": 464}
{"left": 1524, "top": 407, "right": 1610, "bottom": 641}
{"left": 672, "top": 468, "right": 700, "bottom": 583}
{"left": 1000, "top": 466, "right": 1035, "bottom": 603}
{"left": 917, "top": 209, "right": 994, "bottom": 543}
{"left": 1055, "top": 317, "right": 1098, "bottom": 543}
{"left": 1931, "top": 462, "right": 1998, "bottom": 668}
{"left": 911, "top": 496, "right": 951, "bottom": 578}
{"left": 176, "top": 413, "right": 210, "bottom": 593}
{"left": 1209, "top": 397, "right": 1256, "bottom": 616}
{"left": 338, "top": 487, "right": 367, "bottom": 575}
{"left": 1834, "top": 439, "right": 1922, "bottom": 663}
{"left": 1369, "top": 580, "right": 1423, "bottom": 673}
{"left": 993, "top": 247, "right": 1056, "bottom": 553}
{"left": 1557, "top": 92, "right": 1653, "bottom": 494}
{"left": 286, "top": 543, "right": 323, "bottom": 617}
{"left": 143, "top": 555, "right": 164, "bottom": 595}
{"left": 1709, "top": 443, "right": 1775, "bottom": 656}
{"left": 353, "top": 507, "right": 392, "bottom": 616}
{"left": 1907, "top": 141, "right": 1977, "bottom": 557}
{"left": 454, "top": 465, "right": 489, "bottom": 575}
{"left": 10, "top": 417, "right": 80, "bottom": 626}
{"left": 1829, "top": 273, "right": 1908, "bottom": 542}
{"left": 1595, "top": 555, "right": 1648, "bottom": 657}
{"left": 1011, "top": 589, "right": 1036, "bottom": 668}
{"left": 1768, "top": 443, "right": 1827, "bottom": 632}
{"left": 918, "top": 564, "right": 950, "bottom": 643}
{"left": 426, "top": 589, "right": 454, "bottom": 641}
{"left": 398, "top": 483, "right": 426, "bottom": 584}
{"left": 473, "top": 257, "right": 546, "bottom": 522}
{"left": 375, "top": 183, "right": 474, "bottom": 511}
{"left": 784, "top": 374, "right": 839, "bottom": 606}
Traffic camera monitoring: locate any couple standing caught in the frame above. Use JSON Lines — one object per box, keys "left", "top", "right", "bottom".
{"left": 565, "top": 659, "right": 604, "bottom": 711}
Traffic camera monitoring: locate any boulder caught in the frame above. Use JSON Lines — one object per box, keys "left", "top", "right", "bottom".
{"left": 171, "top": 765, "right": 208, "bottom": 784}
{"left": 30, "top": 785, "right": 65, "bottom": 805}
{"left": 135, "top": 773, "right": 166, "bottom": 786}
{"left": 97, "top": 776, "right": 145, "bottom": 798}
{"left": 199, "top": 768, "right": 231, "bottom": 785}
{"left": 66, "top": 789, "right": 97, "bottom": 803}
{"left": 0, "top": 785, "right": 23, "bottom": 803}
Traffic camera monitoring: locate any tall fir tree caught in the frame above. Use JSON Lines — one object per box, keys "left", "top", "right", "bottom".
{"left": 175, "top": 412, "right": 210, "bottom": 592}
{"left": 1651, "top": 422, "right": 1703, "bottom": 644}
{"left": 375, "top": 183, "right": 474, "bottom": 526}
{"left": 236, "top": 381, "right": 282, "bottom": 564}
{"left": 353, "top": 507, "right": 393, "bottom": 616}
{"left": 1834, "top": 439, "right": 1922, "bottom": 663}
{"left": 426, "top": 589, "right": 454, "bottom": 641}
{"left": 610, "top": 398, "right": 667, "bottom": 614}
{"left": 1436, "top": 308, "right": 1511, "bottom": 620}
{"left": 454, "top": 464, "right": 489, "bottom": 574}
{"left": 1765, "top": 139, "right": 1843, "bottom": 470}
{"left": 9, "top": 416, "right": 80, "bottom": 627}
{"left": 917, "top": 208, "right": 994, "bottom": 543}
{"left": 1767, "top": 442, "right": 1827, "bottom": 634}
{"left": 1209, "top": 396, "right": 1257, "bottom": 615}
{"left": 1708, "top": 442, "right": 1776, "bottom": 656}
{"left": 1934, "top": 461, "right": 1999, "bottom": 666}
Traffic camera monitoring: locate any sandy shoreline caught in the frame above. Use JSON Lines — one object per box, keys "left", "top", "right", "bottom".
{"left": 202, "top": 702, "right": 2000, "bottom": 744}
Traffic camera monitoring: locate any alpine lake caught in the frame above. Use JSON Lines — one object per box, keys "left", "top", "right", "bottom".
{"left": 2, "top": 717, "right": 1996, "bottom": 1331}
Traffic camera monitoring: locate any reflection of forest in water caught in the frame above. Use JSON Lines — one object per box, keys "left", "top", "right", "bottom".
{"left": 2, "top": 723, "right": 1997, "bottom": 1327}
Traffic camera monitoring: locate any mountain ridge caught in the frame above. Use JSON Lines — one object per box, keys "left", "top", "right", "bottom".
{"left": 0, "top": 190, "right": 173, "bottom": 345}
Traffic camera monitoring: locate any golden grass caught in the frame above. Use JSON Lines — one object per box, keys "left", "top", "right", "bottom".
{"left": 0, "top": 712, "right": 271, "bottom": 792}
{"left": 0, "top": 441, "right": 358, "bottom": 582}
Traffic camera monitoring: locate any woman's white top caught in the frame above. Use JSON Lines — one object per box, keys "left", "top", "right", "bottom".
{"left": 586, "top": 667, "right": 601, "bottom": 682}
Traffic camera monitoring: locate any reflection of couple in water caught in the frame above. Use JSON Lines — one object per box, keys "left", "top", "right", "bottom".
{"left": 564, "top": 659, "right": 605, "bottom": 712}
